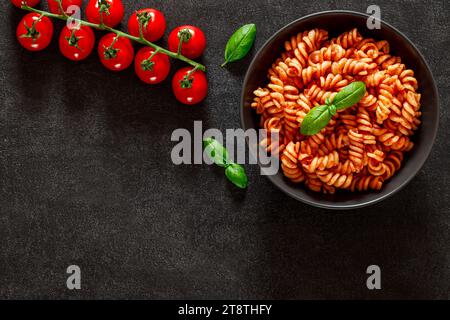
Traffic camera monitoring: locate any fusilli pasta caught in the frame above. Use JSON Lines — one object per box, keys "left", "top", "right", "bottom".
{"left": 251, "top": 28, "right": 421, "bottom": 194}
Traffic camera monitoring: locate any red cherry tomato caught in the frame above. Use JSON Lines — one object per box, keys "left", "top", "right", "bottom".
{"left": 86, "top": 0, "right": 124, "bottom": 28}
{"left": 172, "top": 67, "right": 208, "bottom": 105}
{"left": 134, "top": 47, "right": 170, "bottom": 84}
{"left": 11, "top": 0, "right": 40, "bottom": 8}
{"left": 168, "top": 25, "right": 206, "bottom": 59}
{"left": 98, "top": 33, "right": 134, "bottom": 71}
{"left": 59, "top": 25, "right": 95, "bottom": 61}
{"left": 48, "top": 0, "right": 82, "bottom": 14}
{"left": 128, "top": 8, "right": 166, "bottom": 42}
{"left": 16, "top": 13, "right": 54, "bottom": 51}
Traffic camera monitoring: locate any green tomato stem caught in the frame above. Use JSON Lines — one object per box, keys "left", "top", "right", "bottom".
{"left": 20, "top": 4, "right": 206, "bottom": 72}
{"left": 177, "top": 29, "right": 192, "bottom": 57}
{"left": 148, "top": 48, "right": 160, "bottom": 60}
{"left": 180, "top": 66, "right": 200, "bottom": 89}
{"left": 55, "top": 0, "right": 67, "bottom": 16}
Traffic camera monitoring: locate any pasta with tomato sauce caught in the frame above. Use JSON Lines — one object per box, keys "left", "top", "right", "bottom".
{"left": 251, "top": 28, "right": 421, "bottom": 193}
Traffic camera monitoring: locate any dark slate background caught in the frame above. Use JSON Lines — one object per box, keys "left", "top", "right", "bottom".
{"left": 0, "top": 0, "right": 449, "bottom": 299}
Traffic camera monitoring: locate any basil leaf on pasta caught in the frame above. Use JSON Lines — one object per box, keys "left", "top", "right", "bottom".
{"left": 300, "top": 104, "right": 332, "bottom": 136}
{"left": 300, "top": 82, "right": 366, "bottom": 136}
{"left": 222, "top": 24, "right": 256, "bottom": 67}
{"left": 225, "top": 163, "right": 248, "bottom": 189}
{"left": 203, "top": 138, "right": 229, "bottom": 167}
{"left": 333, "top": 81, "right": 367, "bottom": 110}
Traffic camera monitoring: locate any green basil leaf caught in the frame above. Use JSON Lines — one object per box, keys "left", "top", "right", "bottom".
{"left": 225, "top": 163, "right": 248, "bottom": 189}
{"left": 203, "top": 138, "right": 229, "bottom": 167}
{"left": 329, "top": 104, "right": 337, "bottom": 116}
{"left": 221, "top": 24, "right": 256, "bottom": 67}
{"left": 300, "top": 82, "right": 366, "bottom": 135}
{"left": 333, "top": 81, "right": 367, "bottom": 110}
{"left": 300, "top": 105, "right": 333, "bottom": 136}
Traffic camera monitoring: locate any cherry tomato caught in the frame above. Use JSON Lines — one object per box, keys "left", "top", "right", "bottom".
{"left": 86, "top": 0, "right": 124, "bottom": 28}
{"left": 98, "top": 33, "right": 134, "bottom": 71}
{"left": 134, "top": 47, "right": 170, "bottom": 84}
{"left": 128, "top": 8, "right": 166, "bottom": 42}
{"left": 59, "top": 25, "right": 95, "bottom": 61}
{"left": 172, "top": 67, "right": 208, "bottom": 105}
{"left": 16, "top": 13, "right": 54, "bottom": 51}
{"left": 48, "top": 0, "right": 82, "bottom": 14}
{"left": 168, "top": 25, "right": 206, "bottom": 59}
{"left": 11, "top": 0, "right": 40, "bottom": 8}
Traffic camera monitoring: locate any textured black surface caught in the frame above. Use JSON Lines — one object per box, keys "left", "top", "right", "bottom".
{"left": 0, "top": 0, "right": 449, "bottom": 299}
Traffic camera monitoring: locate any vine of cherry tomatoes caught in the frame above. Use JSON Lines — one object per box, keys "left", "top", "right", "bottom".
{"left": 13, "top": 0, "right": 208, "bottom": 105}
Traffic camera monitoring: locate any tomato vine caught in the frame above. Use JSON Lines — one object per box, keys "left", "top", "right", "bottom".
{"left": 19, "top": 2, "right": 206, "bottom": 72}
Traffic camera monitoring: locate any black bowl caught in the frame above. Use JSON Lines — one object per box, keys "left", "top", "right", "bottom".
{"left": 240, "top": 11, "right": 439, "bottom": 210}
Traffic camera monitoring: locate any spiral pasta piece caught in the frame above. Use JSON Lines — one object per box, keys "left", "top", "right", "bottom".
{"left": 332, "top": 58, "right": 376, "bottom": 76}
{"left": 317, "top": 171, "right": 354, "bottom": 189}
{"left": 351, "top": 176, "right": 384, "bottom": 191}
{"left": 331, "top": 28, "right": 363, "bottom": 49}
{"left": 301, "top": 150, "right": 340, "bottom": 173}
{"left": 281, "top": 142, "right": 305, "bottom": 183}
